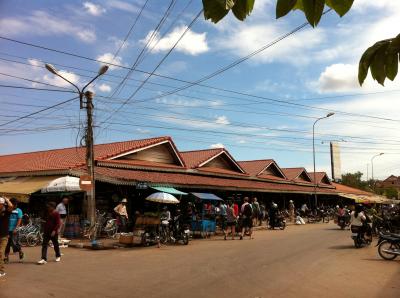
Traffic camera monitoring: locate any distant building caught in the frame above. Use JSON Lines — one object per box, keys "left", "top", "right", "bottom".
{"left": 376, "top": 175, "right": 400, "bottom": 199}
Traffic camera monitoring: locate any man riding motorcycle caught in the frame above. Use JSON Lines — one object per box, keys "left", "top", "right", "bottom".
{"left": 350, "top": 204, "right": 372, "bottom": 247}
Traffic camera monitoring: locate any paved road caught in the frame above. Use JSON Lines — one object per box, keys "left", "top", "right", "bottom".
{"left": 1, "top": 223, "right": 399, "bottom": 298}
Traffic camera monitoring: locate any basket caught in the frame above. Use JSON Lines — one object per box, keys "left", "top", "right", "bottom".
{"left": 119, "top": 233, "right": 133, "bottom": 244}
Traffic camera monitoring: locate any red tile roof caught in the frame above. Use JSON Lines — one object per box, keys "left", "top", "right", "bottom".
{"left": 238, "top": 159, "right": 274, "bottom": 176}
{"left": 331, "top": 182, "right": 373, "bottom": 196}
{"left": 309, "top": 172, "right": 332, "bottom": 186}
{"left": 180, "top": 148, "right": 224, "bottom": 168}
{"left": 94, "top": 166, "right": 338, "bottom": 195}
{"left": 0, "top": 136, "right": 171, "bottom": 174}
{"left": 281, "top": 167, "right": 312, "bottom": 183}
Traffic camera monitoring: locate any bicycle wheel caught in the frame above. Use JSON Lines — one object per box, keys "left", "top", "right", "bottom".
{"left": 26, "top": 233, "right": 38, "bottom": 247}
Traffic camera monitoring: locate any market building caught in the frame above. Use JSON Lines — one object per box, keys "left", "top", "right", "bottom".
{"left": 0, "top": 136, "right": 392, "bottom": 223}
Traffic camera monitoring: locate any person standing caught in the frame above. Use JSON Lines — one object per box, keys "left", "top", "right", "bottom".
{"left": 4, "top": 198, "right": 24, "bottom": 263}
{"left": 56, "top": 197, "right": 69, "bottom": 238}
{"left": 219, "top": 201, "right": 227, "bottom": 232}
{"left": 288, "top": 200, "right": 295, "bottom": 223}
{"left": 37, "top": 202, "right": 61, "bottom": 265}
{"left": 224, "top": 202, "right": 237, "bottom": 240}
{"left": 114, "top": 198, "right": 129, "bottom": 233}
{"left": 0, "top": 197, "right": 13, "bottom": 277}
{"left": 240, "top": 197, "right": 253, "bottom": 240}
{"left": 251, "top": 198, "right": 260, "bottom": 227}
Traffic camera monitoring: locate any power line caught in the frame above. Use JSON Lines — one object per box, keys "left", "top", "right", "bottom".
{"left": 2, "top": 35, "right": 400, "bottom": 122}
{"left": 99, "top": 9, "right": 204, "bottom": 126}
{"left": 0, "top": 96, "right": 79, "bottom": 127}
{"left": 0, "top": 84, "right": 75, "bottom": 93}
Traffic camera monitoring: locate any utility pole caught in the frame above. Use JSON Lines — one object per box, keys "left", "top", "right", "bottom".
{"left": 366, "top": 163, "right": 369, "bottom": 181}
{"left": 45, "top": 64, "right": 108, "bottom": 226}
{"left": 84, "top": 90, "right": 96, "bottom": 224}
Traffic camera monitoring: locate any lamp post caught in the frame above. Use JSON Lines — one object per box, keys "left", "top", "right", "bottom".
{"left": 313, "top": 112, "right": 335, "bottom": 208}
{"left": 371, "top": 152, "right": 384, "bottom": 181}
{"left": 45, "top": 64, "right": 108, "bottom": 226}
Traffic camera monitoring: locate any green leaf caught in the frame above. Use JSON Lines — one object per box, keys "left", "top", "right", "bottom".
{"left": 370, "top": 44, "right": 389, "bottom": 85}
{"left": 385, "top": 53, "right": 398, "bottom": 81}
{"left": 326, "top": 0, "right": 354, "bottom": 17}
{"left": 203, "top": 0, "right": 230, "bottom": 23}
{"left": 232, "top": 0, "right": 255, "bottom": 21}
{"left": 302, "top": 0, "right": 325, "bottom": 27}
{"left": 358, "top": 43, "right": 382, "bottom": 85}
{"left": 276, "top": 0, "right": 298, "bottom": 18}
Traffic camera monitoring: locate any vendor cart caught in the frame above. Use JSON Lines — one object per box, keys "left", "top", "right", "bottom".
{"left": 190, "top": 192, "right": 223, "bottom": 238}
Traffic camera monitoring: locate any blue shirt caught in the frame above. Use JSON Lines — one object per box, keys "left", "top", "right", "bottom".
{"left": 9, "top": 208, "right": 23, "bottom": 232}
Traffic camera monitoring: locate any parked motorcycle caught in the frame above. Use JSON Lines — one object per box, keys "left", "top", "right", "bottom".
{"left": 377, "top": 232, "right": 400, "bottom": 260}
{"left": 351, "top": 224, "right": 372, "bottom": 248}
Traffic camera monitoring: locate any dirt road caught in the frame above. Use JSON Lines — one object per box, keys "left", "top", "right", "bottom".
{"left": 1, "top": 223, "right": 399, "bottom": 298}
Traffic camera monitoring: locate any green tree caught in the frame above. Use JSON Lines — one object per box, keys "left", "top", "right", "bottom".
{"left": 202, "top": 0, "right": 400, "bottom": 86}
{"left": 383, "top": 187, "right": 398, "bottom": 199}
{"left": 341, "top": 171, "right": 368, "bottom": 190}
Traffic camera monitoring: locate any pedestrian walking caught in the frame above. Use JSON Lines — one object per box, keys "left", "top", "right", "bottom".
{"left": 240, "top": 197, "right": 253, "bottom": 240}
{"left": 37, "top": 202, "right": 61, "bottom": 265}
{"left": 224, "top": 202, "right": 237, "bottom": 240}
{"left": 0, "top": 196, "right": 13, "bottom": 277}
{"left": 56, "top": 197, "right": 69, "bottom": 238}
{"left": 4, "top": 198, "right": 24, "bottom": 264}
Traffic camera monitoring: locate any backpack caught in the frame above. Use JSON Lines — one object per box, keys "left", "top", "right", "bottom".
{"left": 243, "top": 203, "right": 253, "bottom": 218}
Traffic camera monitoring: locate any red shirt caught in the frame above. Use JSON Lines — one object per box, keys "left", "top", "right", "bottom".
{"left": 44, "top": 210, "right": 61, "bottom": 235}
{"left": 233, "top": 204, "right": 239, "bottom": 217}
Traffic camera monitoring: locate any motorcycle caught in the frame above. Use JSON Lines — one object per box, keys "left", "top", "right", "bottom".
{"left": 376, "top": 232, "right": 400, "bottom": 260}
{"left": 351, "top": 224, "right": 372, "bottom": 248}
{"left": 337, "top": 215, "right": 350, "bottom": 230}
{"left": 171, "top": 220, "right": 190, "bottom": 245}
{"left": 269, "top": 212, "right": 286, "bottom": 230}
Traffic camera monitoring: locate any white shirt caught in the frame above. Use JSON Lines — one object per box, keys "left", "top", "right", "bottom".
{"left": 56, "top": 203, "right": 67, "bottom": 215}
{"left": 350, "top": 211, "right": 366, "bottom": 226}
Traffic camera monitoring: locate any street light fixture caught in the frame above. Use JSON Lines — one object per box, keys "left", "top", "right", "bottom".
{"left": 371, "top": 152, "right": 384, "bottom": 181}
{"left": 45, "top": 63, "right": 108, "bottom": 229}
{"left": 313, "top": 112, "right": 335, "bottom": 208}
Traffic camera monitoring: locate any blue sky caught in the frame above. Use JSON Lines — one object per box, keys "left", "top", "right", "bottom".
{"left": 0, "top": 0, "right": 399, "bottom": 179}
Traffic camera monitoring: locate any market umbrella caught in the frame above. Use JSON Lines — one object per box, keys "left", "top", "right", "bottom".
{"left": 145, "top": 192, "right": 180, "bottom": 204}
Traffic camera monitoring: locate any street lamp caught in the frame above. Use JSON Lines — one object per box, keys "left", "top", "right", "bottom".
{"left": 371, "top": 152, "right": 384, "bottom": 181}
{"left": 45, "top": 63, "right": 108, "bottom": 227}
{"left": 313, "top": 112, "right": 334, "bottom": 208}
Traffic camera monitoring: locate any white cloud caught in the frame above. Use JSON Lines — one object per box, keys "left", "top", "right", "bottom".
{"left": 314, "top": 63, "right": 400, "bottom": 93}
{"left": 108, "top": 36, "right": 130, "bottom": 51}
{"left": 96, "top": 53, "right": 123, "bottom": 70}
{"left": 214, "top": 23, "right": 325, "bottom": 66}
{"left": 98, "top": 83, "right": 112, "bottom": 93}
{"left": 43, "top": 70, "right": 80, "bottom": 88}
{"left": 215, "top": 115, "right": 230, "bottom": 125}
{"left": 27, "top": 59, "right": 41, "bottom": 67}
{"left": 210, "top": 143, "right": 225, "bottom": 149}
{"left": 107, "top": 0, "right": 139, "bottom": 13}
{"left": 0, "top": 10, "right": 96, "bottom": 43}
{"left": 83, "top": 2, "right": 106, "bottom": 16}
{"left": 141, "top": 26, "right": 209, "bottom": 56}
